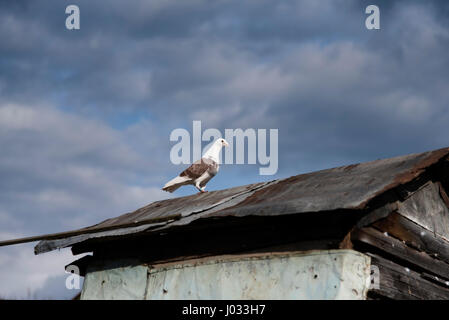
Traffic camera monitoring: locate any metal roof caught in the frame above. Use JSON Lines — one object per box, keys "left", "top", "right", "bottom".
{"left": 1, "top": 147, "right": 449, "bottom": 254}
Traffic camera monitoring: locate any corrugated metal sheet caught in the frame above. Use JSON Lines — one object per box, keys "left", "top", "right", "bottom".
{"left": 5, "top": 147, "right": 449, "bottom": 254}
{"left": 80, "top": 250, "right": 371, "bottom": 300}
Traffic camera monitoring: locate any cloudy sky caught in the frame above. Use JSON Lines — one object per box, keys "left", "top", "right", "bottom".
{"left": 1, "top": 0, "right": 449, "bottom": 299}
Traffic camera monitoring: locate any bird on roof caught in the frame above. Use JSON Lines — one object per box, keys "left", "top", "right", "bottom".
{"left": 163, "top": 138, "right": 229, "bottom": 193}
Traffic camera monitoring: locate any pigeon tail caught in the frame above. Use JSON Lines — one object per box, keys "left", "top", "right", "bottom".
{"left": 162, "top": 175, "right": 191, "bottom": 193}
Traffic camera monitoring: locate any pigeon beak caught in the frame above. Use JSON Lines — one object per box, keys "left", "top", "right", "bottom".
{"left": 224, "top": 141, "right": 229, "bottom": 147}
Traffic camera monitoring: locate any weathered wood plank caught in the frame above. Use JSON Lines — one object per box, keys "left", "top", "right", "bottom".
{"left": 397, "top": 181, "right": 449, "bottom": 241}
{"left": 355, "top": 202, "right": 398, "bottom": 228}
{"left": 437, "top": 181, "right": 449, "bottom": 209}
{"left": 368, "top": 254, "right": 449, "bottom": 300}
{"left": 372, "top": 212, "right": 449, "bottom": 264}
{"left": 421, "top": 272, "right": 449, "bottom": 288}
{"left": 351, "top": 227, "right": 449, "bottom": 281}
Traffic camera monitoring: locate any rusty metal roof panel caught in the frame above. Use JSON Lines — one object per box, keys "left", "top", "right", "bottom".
{"left": 2, "top": 147, "right": 448, "bottom": 254}
{"left": 203, "top": 146, "right": 449, "bottom": 219}
{"left": 99, "top": 182, "right": 267, "bottom": 225}
{"left": 33, "top": 182, "right": 271, "bottom": 254}
{"left": 85, "top": 146, "right": 449, "bottom": 230}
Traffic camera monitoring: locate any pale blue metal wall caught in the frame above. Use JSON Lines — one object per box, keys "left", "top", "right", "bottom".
{"left": 81, "top": 249, "right": 371, "bottom": 300}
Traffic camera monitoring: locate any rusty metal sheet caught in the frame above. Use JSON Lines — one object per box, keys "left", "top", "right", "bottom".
{"left": 206, "top": 147, "right": 449, "bottom": 219}
{"left": 34, "top": 222, "right": 167, "bottom": 254}
{"left": 34, "top": 182, "right": 270, "bottom": 254}
{"left": 94, "top": 182, "right": 268, "bottom": 227}
{"left": 26, "top": 146, "right": 449, "bottom": 254}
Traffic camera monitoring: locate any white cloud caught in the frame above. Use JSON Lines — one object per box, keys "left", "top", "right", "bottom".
{"left": 0, "top": 103, "right": 174, "bottom": 298}
{"left": 0, "top": 244, "right": 78, "bottom": 299}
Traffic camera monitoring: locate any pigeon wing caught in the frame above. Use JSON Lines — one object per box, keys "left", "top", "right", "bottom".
{"left": 180, "top": 158, "right": 213, "bottom": 180}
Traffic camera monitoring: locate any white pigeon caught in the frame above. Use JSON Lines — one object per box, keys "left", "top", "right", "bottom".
{"left": 163, "top": 138, "right": 229, "bottom": 193}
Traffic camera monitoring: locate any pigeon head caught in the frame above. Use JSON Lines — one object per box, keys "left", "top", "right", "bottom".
{"left": 219, "top": 138, "right": 229, "bottom": 147}
{"left": 202, "top": 138, "right": 229, "bottom": 163}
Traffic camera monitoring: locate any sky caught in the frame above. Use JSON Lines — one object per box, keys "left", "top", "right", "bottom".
{"left": 0, "top": 0, "right": 449, "bottom": 299}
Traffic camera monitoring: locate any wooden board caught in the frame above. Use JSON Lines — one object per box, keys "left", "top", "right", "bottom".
{"left": 397, "top": 182, "right": 449, "bottom": 241}
{"left": 351, "top": 227, "right": 449, "bottom": 282}
{"left": 372, "top": 212, "right": 449, "bottom": 264}
{"left": 368, "top": 254, "right": 449, "bottom": 300}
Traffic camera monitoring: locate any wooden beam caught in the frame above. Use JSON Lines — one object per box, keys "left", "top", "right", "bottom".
{"left": 351, "top": 227, "right": 449, "bottom": 281}
{"left": 368, "top": 254, "right": 449, "bottom": 300}
{"left": 372, "top": 212, "right": 449, "bottom": 264}
{"left": 355, "top": 202, "right": 398, "bottom": 228}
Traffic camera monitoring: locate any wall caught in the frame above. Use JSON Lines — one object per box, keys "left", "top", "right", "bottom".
{"left": 80, "top": 249, "right": 371, "bottom": 300}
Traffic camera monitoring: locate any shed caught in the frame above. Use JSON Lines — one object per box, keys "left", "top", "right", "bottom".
{"left": 2, "top": 147, "right": 449, "bottom": 299}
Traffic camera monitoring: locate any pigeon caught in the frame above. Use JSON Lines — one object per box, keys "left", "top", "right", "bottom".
{"left": 163, "top": 138, "right": 229, "bottom": 193}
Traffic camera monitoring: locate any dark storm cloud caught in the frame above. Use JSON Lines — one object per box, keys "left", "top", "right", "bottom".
{"left": 2, "top": 0, "right": 448, "bottom": 144}
{"left": 0, "top": 0, "right": 365, "bottom": 111}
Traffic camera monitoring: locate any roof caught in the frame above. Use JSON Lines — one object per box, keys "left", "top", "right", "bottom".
{"left": 2, "top": 146, "right": 449, "bottom": 254}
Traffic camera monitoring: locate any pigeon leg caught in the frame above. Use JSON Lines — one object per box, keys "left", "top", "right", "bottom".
{"left": 194, "top": 182, "right": 201, "bottom": 192}
{"left": 195, "top": 183, "right": 208, "bottom": 193}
